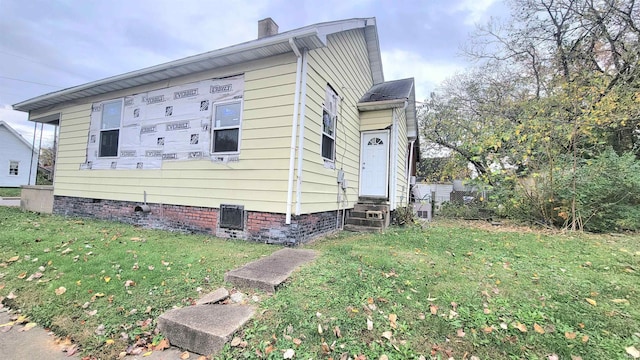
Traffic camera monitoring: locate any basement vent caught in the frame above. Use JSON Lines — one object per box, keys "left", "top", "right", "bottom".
{"left": 220, "top": 204, "right": 244, "bottom": 230}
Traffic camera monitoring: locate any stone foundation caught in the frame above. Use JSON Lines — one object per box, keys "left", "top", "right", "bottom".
{"left": 53, "top": 196, "right": 341, "bottom": 245}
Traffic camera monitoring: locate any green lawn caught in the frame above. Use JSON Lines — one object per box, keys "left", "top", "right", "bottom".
{"left": 0, "top": 187, "right": 21, "bottom": 197}
{"left": 1, "top": 208, "right": 638, "bottom": 359}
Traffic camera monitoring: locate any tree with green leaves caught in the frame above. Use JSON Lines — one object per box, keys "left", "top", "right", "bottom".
{"left": 421, "top": 0, "right": 640, "bottom": 231}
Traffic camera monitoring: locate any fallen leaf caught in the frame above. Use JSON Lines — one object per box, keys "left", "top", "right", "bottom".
{"left": 381, "top": 331, "right": 393, "bottom": 340}
{"left": 514, "top": 322, "right": 527, "bottom": 332}
{"left": 585, "top": 298, "right": 597, "bottom": 306}
{"left": 230, "top": 337, "right": 242, "bottom": 347}
{"left": 180, "top": 351, "right": 190, "bottom": 359}
{"left": 55, "top": 287, "right": 66, "bottom": 295}
{"left": 317, "top": 323, "right": 323, "bottom": 334}
{"left": 571, "top": 356, "right": 583, "bottom": 360}
{"left": 611, "top": 298, "right": 630, "bottom": 304}
{"left": 367, "top": 318, "right": 373, "bottom": 331}
{"left": 429, "top": 304, "right": 438, "bottom": 315}
{"left": 482, "top": 326, "right": 493, "bottom": 333}
{"left": 105, "top": 339, "right": 115, "bottom": 345}
{"left": 5, "top": 291, "right": 16, "bottom": 299}
{"left": 293, "top": 338, "right": 302, "bottom": 346}
{"left": 565, "top": 332, "right": 577, "bottom": 339}
{"left": 534, "top": 323, "right": 545, "bottom": 334}
{"left": 626, "top": 346, "right": 640, "bottom": 359}
{"left": 197, "top": 357, "right": 207, "bottom": 360}
{"left": 19, "top": 322, "right": 37, "bottom": 332}
{"left": 333, "top": 326, "right": 342, "bottom": 338}
{"left": 379, "top": 355, "right": 389, "bottom": 360}
{"left": 389, "top": 314, "right": 397, "bottom": 329}
{"left": 499, "top": 322, "right": 508, "bottom": 330}
{"left": 154, "top": 338, "right": 170, "bottom": 351}
{"left": 95, "top": 324, "right": 105, "bottom": 336}
{"left": 85, "top": 310, "right": 97, "bottom": 316}
{"left": 283, "top": 348, "right": 295, "bottom": 359}
{"left": 320, "top": 342, "right": 330, "bottom": 354}
{"left": 7, "top": 256, "right": 19, "bottom": 263}
{"left": 457, "top": 328, "right": 466, "bottom": 337}
{"left": 26, "top": 272, "right": 43, "bottom": 281}
{"left": 17, "top": 272, "right": 27, "bottom": 279}
{"left": 104, "top": 276, "right": 111, "bottom": 283}
{"left": 548, "top": 354, "right": 559, "bottom": 360}
{"left": 124, "top": 280, "right": 136, "bottom": 287}
{"left": 581, "top": 335, "right": 589, "bottom": 343}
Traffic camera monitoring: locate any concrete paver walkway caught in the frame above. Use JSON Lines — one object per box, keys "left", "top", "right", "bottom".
{"left": 0, "top": 308, "right": 73, "bottom": 360}
{"left": 225, "top": 248, "right": 317, "bottom": 292}
{"left": 0, "top": 247, "right": 318, "bottom": 359}
{"left": 0, "top": 197, "right": 20, "bottom": 207}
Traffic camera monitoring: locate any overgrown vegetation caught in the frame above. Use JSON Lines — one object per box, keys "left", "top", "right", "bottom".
{"left": 1, "top": 208, "right": 639, "bottom": 359}
{"left": 420, "top": 0, "right": 640, "bottom": 232}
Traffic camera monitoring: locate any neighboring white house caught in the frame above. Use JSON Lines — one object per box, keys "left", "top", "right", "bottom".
{"left": 0, "top": 121, "right": 37, "bottom": 187}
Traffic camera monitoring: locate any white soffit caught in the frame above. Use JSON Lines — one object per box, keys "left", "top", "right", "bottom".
{"left": 14, "top": 18, "right": 382, "bottom": 113}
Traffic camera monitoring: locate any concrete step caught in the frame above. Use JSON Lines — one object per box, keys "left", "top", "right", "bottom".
{"left": 357, "top": 197, "right": 389, "bottom": 205}
{"left": 343, "top": 224, "right": 385, "bottom": 233}
{"left": 157, "top": 304, "right": 254, "bottom": 356}
{"left": 353, "top": 203, "right": 390, "bottom": 213}
{"left": 345, "top": 217, "right": 385, "bottom": 228}
{"left": 224, "top": 248, "right": 317, "bottom": 293}
{"left": 349, "top": 210, "right": 367, "bottom": 219}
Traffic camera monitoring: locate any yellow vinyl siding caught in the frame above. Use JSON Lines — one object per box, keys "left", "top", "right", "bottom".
{"left": 34, "top": 54, "right": 299, "bottom": 213}
{"left": 394, "top": 107, "right": 408, "bottom": 207}
{"left": 298, "top": 29, "right": 373, "bottom": 214}
{"left": 360, "top": 109, "right": 392, "bottom": 131}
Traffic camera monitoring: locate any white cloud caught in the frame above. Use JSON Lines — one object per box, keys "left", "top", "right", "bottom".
{"left": 382, "top": 49, "right": 463, "bottom": 101}
{"left": 452, "top": 0, "right": 500, "bottom": 26}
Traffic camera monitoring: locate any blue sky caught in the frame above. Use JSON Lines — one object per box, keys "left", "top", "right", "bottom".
{"left": 0, "top": 0, "right": 506, "bottom": 144}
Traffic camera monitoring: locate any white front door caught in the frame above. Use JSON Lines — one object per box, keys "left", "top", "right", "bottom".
{"left": 359, "top": 130, "right": 390, "bottom": 197}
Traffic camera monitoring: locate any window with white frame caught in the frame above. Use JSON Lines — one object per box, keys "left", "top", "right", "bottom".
{"left": 99, "top": 100, "right": 123, "bottom": 157}
{"left": 211, "top": 100, "right": 242, "bottom": 154}
{"left": 9, "top": 161, "right": 19, "bottom": 175}
{"left": 321, "top": 85, "right": 339, "bottom": 161}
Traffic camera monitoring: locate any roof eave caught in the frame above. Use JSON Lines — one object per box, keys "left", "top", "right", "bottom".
{"left": 13, "top": 17, "right": 381, "bottom": 114}
{"left": 0, "top": 121, "right": 37, "bottom": 153}
{"left": 357, "top": 99, "right": 406, "bottom": 111}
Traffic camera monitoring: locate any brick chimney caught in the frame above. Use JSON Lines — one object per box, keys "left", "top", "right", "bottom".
{"left": 258, "top": 18, "right": 279, "bottom": 39}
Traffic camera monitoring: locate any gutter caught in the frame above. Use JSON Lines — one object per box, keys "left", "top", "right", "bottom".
{"left": 286, "top": 38, "right": 303, "bottom": 224}
{"left": 295, "top": 50, "right": 309, "bottom": 216}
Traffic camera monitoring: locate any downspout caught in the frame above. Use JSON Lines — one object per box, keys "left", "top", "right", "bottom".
{"left": 286, "top": 38, "right": 303, "bottom": 224}
{"left": 295, "top": 50, "right": 309, "bottom": 216}
{"left": 406, "top": 139, "right": 415, "bottom": 204}
{"left": 391, "top": 110, "right": 399, "bottom": 210}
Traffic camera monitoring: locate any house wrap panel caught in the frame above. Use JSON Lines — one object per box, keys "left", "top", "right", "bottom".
{"left": 43, "top": 54, "right": 298, "bottom": 213}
